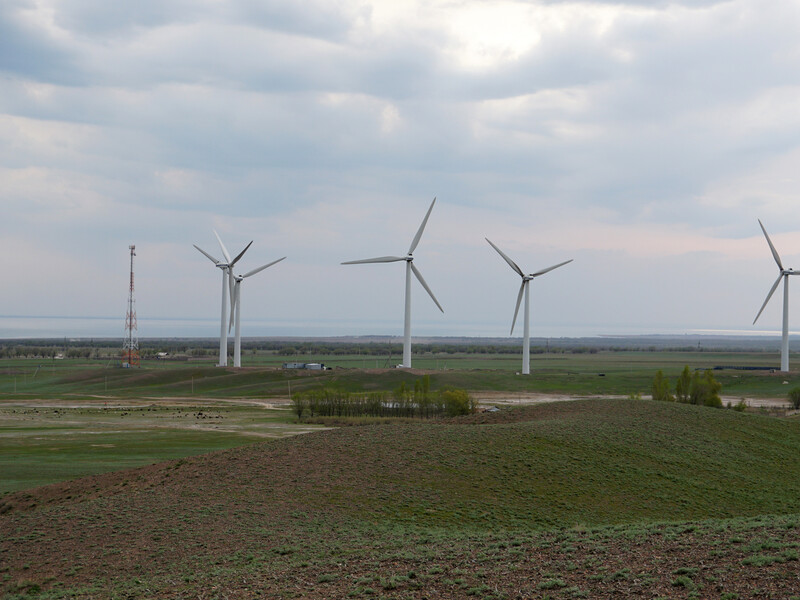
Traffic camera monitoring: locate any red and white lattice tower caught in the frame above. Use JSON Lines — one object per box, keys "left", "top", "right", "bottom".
{"left": 122, "top": 245, "right": 140, "bottom": 367}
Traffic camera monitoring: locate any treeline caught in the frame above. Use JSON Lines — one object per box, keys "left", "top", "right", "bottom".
{"left": 0, "top": 345, "right": 193, "bottom": 360}
{"left": 292, "top": 376, "right": 476, "bottom": 419}
{"left": 272, "top": 342, "right": 600, "bottom": 356}
{"left": 651, "top": 366, "right": 724, "bottom": 408}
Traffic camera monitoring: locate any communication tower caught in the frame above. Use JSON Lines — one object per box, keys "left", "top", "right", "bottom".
{"left": 122, "top": 245, "right": 140, "bottom": 367}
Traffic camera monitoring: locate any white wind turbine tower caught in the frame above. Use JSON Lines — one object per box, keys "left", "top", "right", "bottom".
{"left": 753, "top": 219, "right": 799, "bottom": 372}
{"left": 194, "top": 230, "right": 252, "bottom": 367}
{"left": 229, "top": 256, "right": 286, "bottom": 368}
{"left": 486, "top": 238, "right": 572, "bottom": 375}
{"left": 342, "top": 197, "right": 444, "bottom": 369}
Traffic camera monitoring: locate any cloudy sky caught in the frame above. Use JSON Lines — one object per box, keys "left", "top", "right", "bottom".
{"left": 2, "top": 0, "right": 800, "bottom": 339}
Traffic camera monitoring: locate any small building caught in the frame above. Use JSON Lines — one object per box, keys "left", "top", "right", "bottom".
{"left": 283, "top": 362, "right": 306, "bottom": 369}
{"left": 282, "top": 362, "right": 328, "bottom": 370}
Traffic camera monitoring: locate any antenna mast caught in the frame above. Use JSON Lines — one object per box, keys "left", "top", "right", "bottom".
{"left": 122, "top": 245, "right": 140, "bottom": 367}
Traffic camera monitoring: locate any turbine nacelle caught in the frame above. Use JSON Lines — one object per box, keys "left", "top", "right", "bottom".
{"left": 228, "top": 256, "right": 287, "bottom": 333}
{"left": 754, "top": 219, "right": 795, "bottom": 372}
{"left": 341, "top": 197, "right": 442, "bottom": 369}
{"left": 754, "top": 220, "right": 798, "bottom": 327}
{"left": 485, "top": 238, "right": 572, "bottom": 374}
{"left": 194, "top": 230, "right": 254, "bottom": 367}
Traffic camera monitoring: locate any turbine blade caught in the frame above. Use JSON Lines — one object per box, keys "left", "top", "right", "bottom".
{"left": 230, "top": 241, "right": 253, "bottom": 267}
{"left": 193, "top": 244, "right": 220, "bottom": 265}
{"left": 244, "top": 257, "right": 286, "bottom": 278}
{"left": 753, "top": 273, "right": 784, "bottom": 325}
{"left": 408, "top": 197, "right": 436, "bottom": 255}
{"left": 531, "top": 259, "right": 573, "bottom": 278}
{"left": 511, "top": 281, "right": 525, "bottom": 335}
{"left": 410, "top": 262, "right": 444, "bottom": 313}
{"left": 485, "top": 238, "right": 524, "bottom": 277}
{"left": 341, "top": 256, "right": 405, "bottom": 265}
{"left": 758, "top": 219, "right": 784, "bottom": 271}
{"left": 214, "top": 229, "right": 232, "bottom": 264}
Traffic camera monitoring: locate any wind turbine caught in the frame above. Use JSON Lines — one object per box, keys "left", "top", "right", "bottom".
{"left": 194, "top": 230, "right": 252, "bottom": 367}
{"left": 486, "top": 238, "right": 572, "bottom": 375}
{"left": 753, "top": 219, "right": 799, "bottom": 372}
{"left": 342, "top": 197, "right": 444, "bottom": 368}
{"left": 228, "top": 256, "right": 286, "bottom": 368}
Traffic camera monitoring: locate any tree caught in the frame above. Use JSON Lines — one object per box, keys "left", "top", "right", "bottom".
{"left": 290, "top": 394, "right": 307, "bottom": 418}
{"left": 689, "top": 369, "right": 722, "bottom": 408}
{"left": 675, "top": 365, "right": 692, "bottom": 403}
{"left": 651, "top": 370, "right": 673, "bottom": 402}
{"left": 789, "top": 387, "right": 800, "bottom": 410}
{"left": 441, "top": 389, "right": 476, "bottom": 416}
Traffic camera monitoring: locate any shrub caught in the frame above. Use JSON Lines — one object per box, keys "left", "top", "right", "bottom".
{"left": 441, "top": 388, "right": 476, "bottom": 416}
{"left": 651, "top": 370, "right": 674, "bottom": 402}
{"left": 292, "top": 380, "right": 474, "bottom": 419}
{"left": 789, "top": 387, "right": 800, "bottom": 410}
{"left": 675, "top": 365, "right": 692, "bottom": 403}
{"left": 689, "top": 369, "right": 722, "bottom": 408}
{"left": 291, "top": 394, "right": 307, "bottom": 418}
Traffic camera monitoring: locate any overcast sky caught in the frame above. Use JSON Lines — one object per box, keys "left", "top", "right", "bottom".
{"left": 3, "top": 0, "right": 800, "bottom": 339}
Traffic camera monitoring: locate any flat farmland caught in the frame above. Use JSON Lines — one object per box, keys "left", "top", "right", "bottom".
{"left": 0, "top": 400, "right": 321, "bottom": 494}
{"left": 1, "top": 350, "right": 798, "bottom": 399}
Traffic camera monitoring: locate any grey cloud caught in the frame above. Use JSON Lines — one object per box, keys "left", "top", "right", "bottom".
{"left": 234, "top": 0, "right": 365, "bottom": 41}
{"left": 51, "top": 0, "right": 201, "bottom": 35}
{"left": 0, "top": 2, "right": 84, "bottom": 84}
{"left": 51, "top": 0, "right": 362, "bottom": 41}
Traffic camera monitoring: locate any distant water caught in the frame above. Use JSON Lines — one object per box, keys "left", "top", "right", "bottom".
{"left": 0, "top": 316, "right": 221, "bottom": 339}
{"left": 0, "top": 315, "right": 401, "bottom": 339}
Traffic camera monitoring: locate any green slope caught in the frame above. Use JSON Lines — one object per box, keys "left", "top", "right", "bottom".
{"left": 255, "top": 399, "right": 800, "bottom": 530}
{"left": 3, "top": 399, "right": 800, "bottom": 599}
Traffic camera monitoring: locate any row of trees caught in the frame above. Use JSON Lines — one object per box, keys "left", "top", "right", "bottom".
{"left": 651, "top": 366, "right": 723, "bottom": 407}
{"left": 0, "top": 346, "right": 192, "bottom": 360}
{"left": 291, "top": 377, "right": 476, "bottom": 419}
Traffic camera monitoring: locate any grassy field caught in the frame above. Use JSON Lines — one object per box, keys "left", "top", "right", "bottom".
{"left": 1, "top": 350, "right": 798, "bottom": 496}
{"left": 2, "top": 400, "right": 800, "bottom": 598}
{"left": 2, "top": 350, "right": 800, "bottom": 400}
{"left": 0, "top": 400, "right": 322, "bottom": 494}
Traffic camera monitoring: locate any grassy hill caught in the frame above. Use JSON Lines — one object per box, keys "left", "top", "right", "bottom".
{"left": 2, "top": 399, "right": 800, "bottom": 598}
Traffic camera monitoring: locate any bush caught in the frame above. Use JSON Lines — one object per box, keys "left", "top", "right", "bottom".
{"left": 689, "top": 369, "right": 722, "bottom": 408}
{"left": 651, "top": 370, "right": 674, "bottom": 402}
{"left": 675, "top": 365, "right": 692, "bottom": 403}
{"left": 789, "top": 387, "right": 800, "bottom": 410}
{"left": 292, "top": 380, "right": 475, "bottom": 419}
{"left": 441, "top": 388, "right": 476, "bottom": 416}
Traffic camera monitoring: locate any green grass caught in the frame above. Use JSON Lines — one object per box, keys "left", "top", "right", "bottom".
{"left": 0, "top": 429, "right": 261, "bottom": 494}
{"left": 0, "top": 403, "right": 318, "bottom": 494}
{"left": 3, "top": 399, "right": 800, "bottom": 599}
{"left": 2, "top": 350, "right": 798, "bottom": 496}
{"left": 2, "top": 350, "right": 799, "bottom": 400}
{"left": 277, "top": 400, "right": 800, "bottom": 529}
